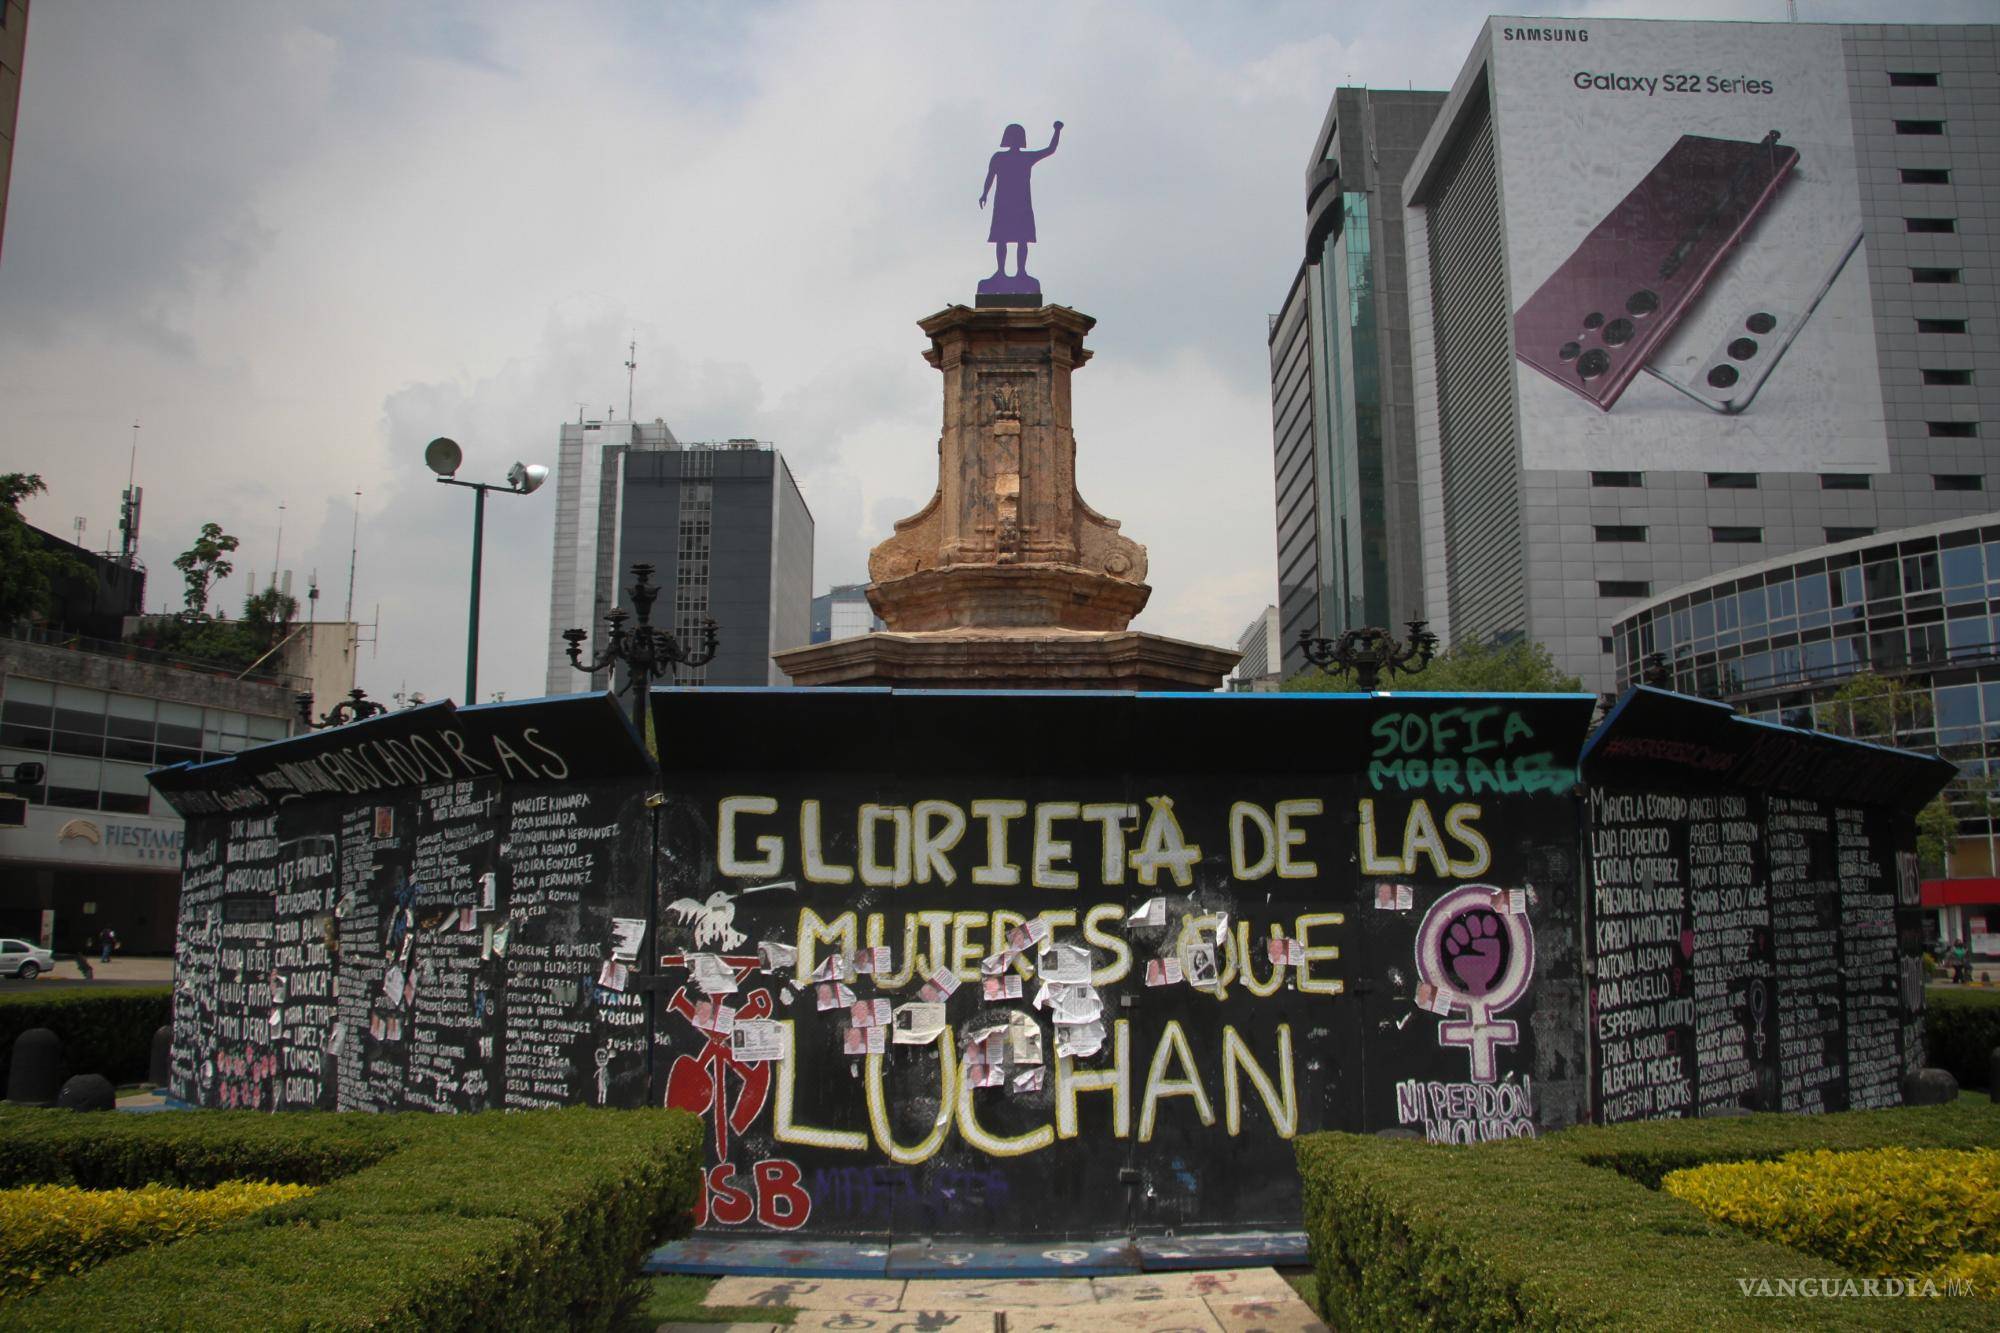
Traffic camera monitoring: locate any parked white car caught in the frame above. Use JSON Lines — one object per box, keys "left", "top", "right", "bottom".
{"left": 0, "top": 939, "right": 54, "bottom": 980}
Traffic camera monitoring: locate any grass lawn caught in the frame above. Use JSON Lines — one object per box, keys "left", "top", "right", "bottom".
{"left": 628, "top": 1274, "right": 796, "bottom": 1326}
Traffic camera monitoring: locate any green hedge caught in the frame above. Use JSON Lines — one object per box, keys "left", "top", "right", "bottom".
{"left": 0, "top": 1106, "right": 702, "bottom": 1331}
{"left": 0, "top": 988, "right": 171, "bottom": 1086}
{"left": 1298, "top": 1098, "right": 2000, "bottom": 1331}
{"left": 1928, "top": 987, "right": 2000, "bottom": 1091}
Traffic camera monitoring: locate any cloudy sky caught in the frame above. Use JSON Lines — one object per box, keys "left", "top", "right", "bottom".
{"left": 3, "top": 0, "right": 1984, "bottom": 704}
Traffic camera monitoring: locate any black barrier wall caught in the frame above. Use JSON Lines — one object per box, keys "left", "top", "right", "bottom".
{"left": 149, "top": 686, "right": 1947, "bottom": 1240}
{"left": 1578, "top": 688, "right": 1948, "bottom": 1123}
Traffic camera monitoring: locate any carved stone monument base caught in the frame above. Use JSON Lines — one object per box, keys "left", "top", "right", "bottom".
{"left": 774, "top": 627, "right": 1240, "bottom": 693}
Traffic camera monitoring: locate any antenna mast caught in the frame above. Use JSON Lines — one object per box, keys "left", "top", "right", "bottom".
{"left": 118, "top": 420, "right": 142, "bottom": 568}
{"left": 345, "top": 490, "right": 361, "bottom": 623}
{"left": 624, "top": 340, "right": 637, "bottom": 425}
{"left": 272, "top": 501, "right": 286, "bottom": 592}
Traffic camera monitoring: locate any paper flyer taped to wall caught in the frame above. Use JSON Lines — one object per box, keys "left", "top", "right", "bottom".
{"left": 844, "top": 1025, "right": 867, "bottom": 1055}
{"left": 1009, "top": 1022, "right": 1043, "bottom": 1065}
{"left": 1056, "top": 1020, "right": 1105, "bottom": 1059}
{"left": 1050, "top": 984, "right": 1102, "bottom": 1025}
{"left": 689, "top": 954, "right": 740, "bottom": 995}
{"left": 596, "top": 960, "right": 629, "bottom": 992}
{"left": 691, "top": 999, "right": 735, "bottom": 1034}
{"left": 1038, "top": 941, "right": 1092, "bottom": 984}
{"left": 1266, "top": 936, "right": 1307, "bottom": 966}
{"left": 983, "top": 973, "right": 1023, "bottom": 1001}
{"left": 730, "top": 1019, "right": 782, "bottom": 1063}
{"left": 610, "top": 917, "right": 647, "bottom": 961}
{"left": 893, "top": 1001, "right": 946, "bottom": 1043}
{"left": 757, "top": 941, "right": 797, "bottom": 971}
{"left": 1186, "top": 943, "right": 1219, "bottom": 989}
{"left": 1125, "top": 897, "right": 1166, "bottom": 928}
{"left": 1012, "top": 1066, "right": 1045, "bottom": 1093}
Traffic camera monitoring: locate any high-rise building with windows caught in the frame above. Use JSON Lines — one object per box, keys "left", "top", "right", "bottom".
{"left": 543, "top": 419, "right": 812, "bottom": 691}
{"left": 1400, "top": 17, "right": 1998, "bottom": 692}
{"left": 1269, "top": 87, "right": 1446, "bottom": 676}
{"left": 0, "top": 0, "right": 28, "bottom": 267}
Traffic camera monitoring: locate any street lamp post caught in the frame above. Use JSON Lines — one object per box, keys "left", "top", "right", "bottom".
{"left": 425, "top": 438, "right": 547, "bottom": 705}
{"left": 1297, "top": 618, "right": 1439, "bottom": 691}
{"left": 562, "top": 562, "right": 719, "bottom": 744}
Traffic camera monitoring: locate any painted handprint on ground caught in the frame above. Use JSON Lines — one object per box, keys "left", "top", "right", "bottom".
{"left": 1443, "top": 908, "right": 1505, "bottom": 996}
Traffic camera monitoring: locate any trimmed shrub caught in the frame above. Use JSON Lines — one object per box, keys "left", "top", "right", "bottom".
{"left": 0, "top": 989, "right": 171, "bottom": 1086}
{"left": 0, "top": 1106, "right": 702, "bottom": 1331}
{"left": 1932, "top": 1254, "right": 2000, "bottom": 1299}
{"left": 1663, "top": 1148, "right": 2000, "bottom": 1275}
{"left": 0, "top": 1180, "right": 312, "bottom": 1298}
{"left": 1927, "top": 987, "right": 2000, "bottom": 1091}
{"left": 1298, "top": 1097, "right": 2000, "bottom": 1331}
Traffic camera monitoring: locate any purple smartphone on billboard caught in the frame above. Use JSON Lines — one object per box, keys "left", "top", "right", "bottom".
{"left": 1513, "top": 131, "right": 1800, "bottom": 413}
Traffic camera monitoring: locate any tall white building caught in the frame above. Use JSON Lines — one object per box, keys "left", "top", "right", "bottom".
{"left": 543, "top": 418, "right": 813, "bottom": 692}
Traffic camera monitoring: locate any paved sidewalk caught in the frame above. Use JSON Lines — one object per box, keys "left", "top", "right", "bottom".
{"left": 672, "top": 1268, "right": 1328, "bottom": 1332}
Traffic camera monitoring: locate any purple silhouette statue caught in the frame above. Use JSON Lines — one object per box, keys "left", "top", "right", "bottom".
{"left": 978, "top": 120, "right": 1062, "bottom": 304}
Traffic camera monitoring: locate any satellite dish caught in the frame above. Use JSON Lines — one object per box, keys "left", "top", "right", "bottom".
{"left": 507, "top": 462, "right": 549, "bottom": 495}
{"left": 424, "top": 437, "right": 463, "bottom": 478}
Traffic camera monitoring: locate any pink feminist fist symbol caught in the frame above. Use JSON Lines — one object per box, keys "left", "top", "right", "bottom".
{"left": 1414, "top": 886, "right": 1535, "bottom": 1083}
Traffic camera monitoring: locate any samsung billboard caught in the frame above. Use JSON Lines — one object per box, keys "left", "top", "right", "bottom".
{"left": 1489, "top": 18, "right": 1887, "bottom": 474}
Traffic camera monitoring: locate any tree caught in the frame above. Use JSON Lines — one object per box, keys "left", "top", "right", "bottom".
{"left": 1282, "top": 635, "right": 1583, "bottom": 694}
{"left": 1812, "top": 670, "right": 1931, "bottom": 742}
{"left": 1917, "top": 792, "right": 1959, "bottom": 878}
{"left": 0, "top": 474, "right": 91, "bottom": 627}
{"left": 172, "top": 522, "right": 239, "bottom": 619}
{"left": 240, "top": 587, "right": 299, "bottom": 656}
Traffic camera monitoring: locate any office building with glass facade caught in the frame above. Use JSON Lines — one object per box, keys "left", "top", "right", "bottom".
{"left": 1269, "top": 87, "right": 1446, "bottom": 676}
{"left": 1610, "top": 511, "right": 2000, "bottom": 953}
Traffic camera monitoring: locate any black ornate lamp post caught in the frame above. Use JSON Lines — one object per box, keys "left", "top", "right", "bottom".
{"left": 1297, "top": 618, "right": 1439, "bottom": 691}
{"left": 295, "top": 688, "right": 388, "bottom": 731}
{"left": 562, "top": 562, "right": 719, "bottom": 740}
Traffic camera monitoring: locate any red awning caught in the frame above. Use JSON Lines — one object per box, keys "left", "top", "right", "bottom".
{"left": 1922, "top": 878, "right": 2000, "bottom": 907}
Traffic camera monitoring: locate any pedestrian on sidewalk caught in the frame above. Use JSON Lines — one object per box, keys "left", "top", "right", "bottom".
{"left": 99, "top": 929, "right": 117, "bottom": 965}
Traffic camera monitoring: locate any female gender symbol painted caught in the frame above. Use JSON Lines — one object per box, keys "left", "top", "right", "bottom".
{"left": 1413, "top": 885, "right": 1535, "bottom": 1083}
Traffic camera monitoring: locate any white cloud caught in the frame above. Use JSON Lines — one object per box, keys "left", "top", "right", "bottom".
{"left": 3, "top": 0, "right": 1986, "bottom": 701}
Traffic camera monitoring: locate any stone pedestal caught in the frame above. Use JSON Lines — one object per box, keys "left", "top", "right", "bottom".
{"left": 775, "top": 627, "right": 1241, "bottom": 692}
{"left": 778, "top": 301, "right": 1238, "bottom": 692}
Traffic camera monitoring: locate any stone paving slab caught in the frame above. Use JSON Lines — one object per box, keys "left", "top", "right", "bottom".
{"left": 791, "top": 1313, "right": 996, "bottom": 1332}
{"left": 1205, "top": 1294, "right": 1329, "bottom": 1333}
{"left": 656, "top": 1324, "right": 782, "bottom": 1333}
{"left": 1007, "top": 1298, "right": 1224, "bottom": 1332}
{"left": 704, "top": 1277, "right": 906, "bottom": 1312}
{"left": 1091, "top": 1268, "right": 1296, "bottom": 1304}
{"left": 900, "top": 1277, "right": 1099, "bottom": 1308}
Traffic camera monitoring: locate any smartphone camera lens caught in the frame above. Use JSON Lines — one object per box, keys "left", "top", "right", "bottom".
{"left": 1602, "top": 318, "right": 1635, "bottom": 347}
{"left": 1626, "top": 290, "right": 1660, "bottom": 317}
{"left": 1746, "top": 312, "right": 1777, "bottom": 335}
{"left": 1728, "top": 337, "right": 1759, "bottom": 361}
{"left": 1582, "top": 312, "right": 1605, "bottom": 331}
{"left": 1559, "top": 341, "right": 1581, "bottom": 362}
{"left": 1578, "top": 348, "right": 1611, "bottom": 380}
{"left": 1707, "top": 365, "right": 1740, "bottom": 389}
